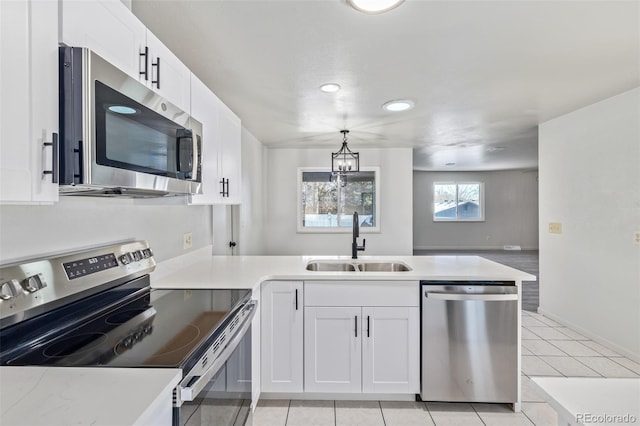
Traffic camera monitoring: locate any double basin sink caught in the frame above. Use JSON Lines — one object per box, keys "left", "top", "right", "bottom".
{"left": 306, "top": 260, "right": 411, "bottom": 272}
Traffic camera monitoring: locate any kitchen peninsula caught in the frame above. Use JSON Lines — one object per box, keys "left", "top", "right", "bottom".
{"left": 153, "top": 248, "right": 535, "bottom": 412}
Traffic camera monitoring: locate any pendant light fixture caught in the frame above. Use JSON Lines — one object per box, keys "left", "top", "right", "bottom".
{"left": 332, "top": 130, "right": 359, "bottom": 176}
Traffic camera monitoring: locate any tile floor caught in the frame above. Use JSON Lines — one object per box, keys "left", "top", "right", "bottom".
{"left": 252, "top": 310, "right": 640, "bottom": 426}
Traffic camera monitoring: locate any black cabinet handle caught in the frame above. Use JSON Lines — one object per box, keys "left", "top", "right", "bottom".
{"left": 355, "top": 315, "right": 358, "bottom": 338}
{"left": 151, "top": 56, "right": 160, "bottom": 89}
{"left": 219, "top": 178, "right": 229, "bottom": 197}
{"left": 43, "top": 132, "right": 58, "bottom": 183}
{"left": 295, "top": 289, "right": 298, "bottom": 310}
{"left": 367, "top": 315, "right": 370, "bottom": 338}
{"left": 139, "top": 46, "right": 149, "bottom": 81}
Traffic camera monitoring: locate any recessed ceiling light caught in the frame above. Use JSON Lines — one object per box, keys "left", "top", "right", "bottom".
{"left": 348, "top": 0, "right": 405, "bottom": 14}
{"left": 486, "top": 146, "right": 505, "bottom": 152}
{"left": 320, "top": 83, "right": 341, "bottom": 93}
{"left": 382, "top": 99, "right": 414, "bottom": 112}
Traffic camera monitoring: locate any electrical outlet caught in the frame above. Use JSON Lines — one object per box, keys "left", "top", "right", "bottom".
{"left": 548, "top": 222, "right": 562, "bottom": 234}
{"left": 183, "top": 232, "right": 193, "bottom": 249}
{"left": 634, "top": 232, "right": 640, "bottom": 245}
{"left": 184, "top": 289, "right": 192, "bottom": 300}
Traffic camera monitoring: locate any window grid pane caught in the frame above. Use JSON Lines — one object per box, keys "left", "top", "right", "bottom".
{"left": 301, "top": 171, "right": 376, "bottom": 229}
{"left": 434, "top": 182, "right": 483, "bottom": 221}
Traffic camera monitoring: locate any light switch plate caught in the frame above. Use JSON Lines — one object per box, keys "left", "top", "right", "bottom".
{"left": 634, "top": 232, "right": 640, "bottom": 245}
{"left": 183, "top": 232, "right": 193, "bottom": 249}
{"left": 548, "top": 222, "right": 562, "bottom": 234}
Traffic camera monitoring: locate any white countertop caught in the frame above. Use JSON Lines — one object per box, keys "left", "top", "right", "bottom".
{"left": 151, "top": 247, "right": 536, "bottom": 290}
{"left": 0, "top": 367, "right": 181, "bottom": 426}
{"left": 531, "top": 377, "right": 640, "bottom": 426}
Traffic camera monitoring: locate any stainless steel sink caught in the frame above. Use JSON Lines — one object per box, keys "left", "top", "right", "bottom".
{"left": 306, "top": 262, "right": 358, "bottom": 271}
{"left": 305, "top": 261, "right": 411, "bottom": 272}
{"left": 356, "top": 262, "right": 411, "bottom": 272}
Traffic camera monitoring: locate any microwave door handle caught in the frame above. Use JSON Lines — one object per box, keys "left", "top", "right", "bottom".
{"left": 175, "top": 130, "right": 193, "bottom": 176}
{"left": 193, "top": 133, "right": 201, "bottom": 182}
{"left": 178, "top": 301, "right": 256, "bottom": 402}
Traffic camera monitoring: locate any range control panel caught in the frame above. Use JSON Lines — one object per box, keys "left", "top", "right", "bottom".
{"left": 0, "top": 241, "right": 155, "bottom": 325}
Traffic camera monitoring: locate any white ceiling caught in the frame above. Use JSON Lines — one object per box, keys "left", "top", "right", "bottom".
{"left": 131, "top": 0, "right": 639, "bottom": 171}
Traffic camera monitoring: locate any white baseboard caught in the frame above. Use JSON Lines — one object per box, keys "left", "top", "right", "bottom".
{"left": 413, "top": 245, "right": 539, "bottom": 251}
{"left": 260, "top": 392, "right": 416, "bottom": 401}
{"left": 537, "top": 307, "right": 640, "bottom": 363}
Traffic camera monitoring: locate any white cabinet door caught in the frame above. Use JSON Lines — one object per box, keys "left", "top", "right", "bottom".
{"left": 145, "top": 30, "right": 191, "bottom": 113}
{"left": 0, "top": 0, "right": 58, "bottom": 203}
{"left": 189, "top": 74, "right": 221, "bottom": 205}
{"left": 304, "top": 306, "right": 361, "bottom": 393}
{"left": 362, "top": 307, "right": 420, "bottom": 393}
{"left": 261, "top": 281, "right": 304, "bottom": 393}
{"left": 189, "top": 74, "right": 242, "bottom": 205}
{"left": 217, "top": 101, "right": 242, "bottom": 204}
{"left": 60, "top": 0, "right": 146, "bottom": 81}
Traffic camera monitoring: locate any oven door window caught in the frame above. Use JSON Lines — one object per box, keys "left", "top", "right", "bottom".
{"left": 94, "top": 80, "right": 194, "bottom": 180}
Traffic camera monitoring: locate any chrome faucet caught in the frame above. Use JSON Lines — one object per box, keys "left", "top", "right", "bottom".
{"left": 352, "top": 212, "right": 366, "bottom": 259}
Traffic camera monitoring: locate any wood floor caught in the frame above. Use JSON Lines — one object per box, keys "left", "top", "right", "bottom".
{"left": 413, "top": 249, "right": 540, "bottom": 312}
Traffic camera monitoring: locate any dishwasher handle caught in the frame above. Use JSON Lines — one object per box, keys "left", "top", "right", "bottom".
{"left": 424, "top": 292, "right": 518, "bottom": 301}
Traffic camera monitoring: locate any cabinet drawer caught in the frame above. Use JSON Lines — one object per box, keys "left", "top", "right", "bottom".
{"left": 304, "top": 281, "right": 419, "bottom": 307}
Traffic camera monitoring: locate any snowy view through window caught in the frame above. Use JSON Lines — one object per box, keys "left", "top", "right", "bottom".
{"left": 434, "top": 183, "right": 483, "bottom": 221}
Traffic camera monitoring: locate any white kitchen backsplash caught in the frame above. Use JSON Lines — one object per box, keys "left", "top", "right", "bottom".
{"left": 0, "top": 196, "right": 212, "bottom": 264}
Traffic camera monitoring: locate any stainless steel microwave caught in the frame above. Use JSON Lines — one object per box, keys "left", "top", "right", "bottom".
{"left": 58, "top": 47, "right": 202, "bottom": 197}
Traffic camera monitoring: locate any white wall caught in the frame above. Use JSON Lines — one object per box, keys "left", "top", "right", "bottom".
{"left": 413, "top": 170, "right": 539, "bottom": 250}
{"left": 539, "top": 87, "right": 640, "bottom": 360}
{"left": 0, "top": 196, "right": 212, "bottom": 263}
{"left": 265, "top": 148, "right": 413, "bottom": 256}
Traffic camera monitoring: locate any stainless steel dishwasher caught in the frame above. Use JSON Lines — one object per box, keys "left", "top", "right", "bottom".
{"left": 420, "top": 281, "right": 518, "bottom": 403}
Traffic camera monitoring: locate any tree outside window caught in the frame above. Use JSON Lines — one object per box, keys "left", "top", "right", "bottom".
{"left": 299, "top": 169, "right": 379, "bottom": 232}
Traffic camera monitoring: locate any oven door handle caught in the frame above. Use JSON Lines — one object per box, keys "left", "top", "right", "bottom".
{"left": 178, "top": 300, "right": 257, "bottom": 402}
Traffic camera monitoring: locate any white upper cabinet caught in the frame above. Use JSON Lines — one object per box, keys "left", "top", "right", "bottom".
{"left": 189, "top": 74, "right": 242, "bottom": 205}
{"left": 60, "top": 0, "right": 146, "bottom": 81}
{"left": 0, "top": 0, "right": 59, "bottom": 203}
{"left": 145, "top": 31, "right": 191, "bottom": 113}
{"left": 60, "top": 0, "right": 190, "bottom": 112}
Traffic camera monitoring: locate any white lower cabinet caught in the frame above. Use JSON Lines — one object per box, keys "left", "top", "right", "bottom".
{"left": 261, "top": 281, "right": 304, "bottom": 392}
{"left": 304, "top": 306, "right": 362, "bottom": 393}
{"left": 303, "top": 281, "right": 420, "bottom": 394}
{"left": 362, "top": 306, "right": 420, "bottom": 393}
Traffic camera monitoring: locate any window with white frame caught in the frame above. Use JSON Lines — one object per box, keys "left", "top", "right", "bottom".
{"left": 298, "top": 168, "right": 380, "bottom": 232}
{"left": 433, "top": 182, "right": 484, "bottom": 221}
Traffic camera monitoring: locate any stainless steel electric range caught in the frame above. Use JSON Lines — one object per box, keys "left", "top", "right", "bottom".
{"left": 0, "top": 241, "right": 256, "bottom": 426}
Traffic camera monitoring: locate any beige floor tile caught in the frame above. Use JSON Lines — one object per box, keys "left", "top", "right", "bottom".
{"left": 426, "top": 402, "right": 484, "bottom": 425}
{"left": 554, "top": 327, "right": 588, "bottom": 340}
{"left": 576, "top": 357, "right": 640, "bottom": 378}
{"left": 335, "top": 400, "right": 384, "bottom": 426}
{"left": 522, "top": 328, "right": 542, "bottom": 340}
{"left": 380, "top": 401, "right": 434, "bottom": 426}
{"left": 521, "top": 346, "right": 534, "bottom": 355}
{"left": 521, "top": 375, "right": 547, "bottom": 402}
{"left": 532, "top": 316, "right": 562, "bottom": 328}
{"left": 287, "top": 400, "right": 335, "bottom": 426}
{"left": 580, "top": 340, "right": 621, "bottom": 357}
{"left": 252, "top": 400, "right": 290, "bottom": 426}
{"left": 522, "top": 356, "right": 563, "bottom": 376}
{"left": 610, "top": 357, "right": 640, "bottom": 375}
{"left": 522, "top": 340, "right": 567, "bottom": 356}
{"left": 549, "top": 340, "right": 601, "bottom": 357}
{"left": 522, "top": 316, "right": 547, "bottom": 327}
{"left": 528, "top": 327, "right": 574, "bottom": 340}
{"left": 521, "top": 402, "right": 558, "bottom": 426}
{"left": 472, "top": 403, "right": 535, "bottom": 426}
{"left": 538, "top": 356, "right": 601, "bottom": 377}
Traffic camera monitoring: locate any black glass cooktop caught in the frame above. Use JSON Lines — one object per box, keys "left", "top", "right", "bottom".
{"left": 0, "top": 279, "right": 250, "bottom": 371}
